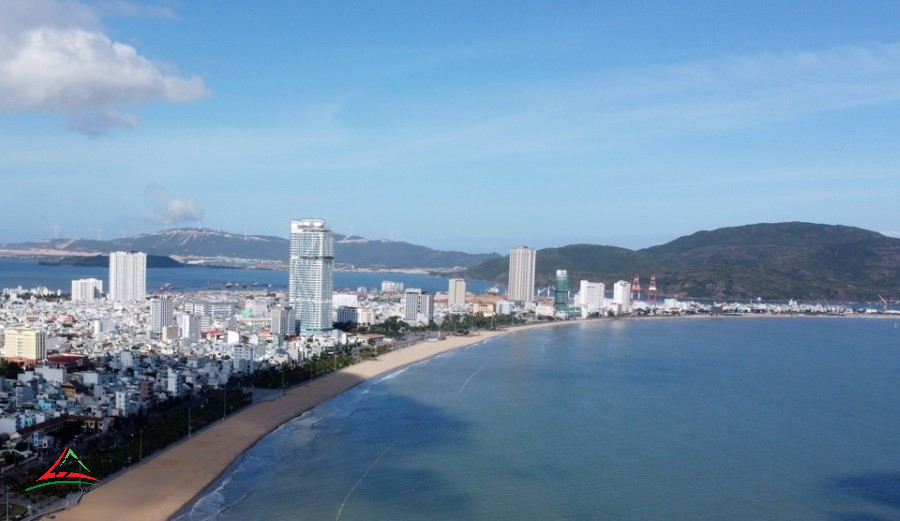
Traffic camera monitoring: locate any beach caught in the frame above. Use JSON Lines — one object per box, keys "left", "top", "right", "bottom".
{"left": 51, "top": 324, "right": 560, "bottom": 521}
{"left": 44, "top": 313, "right": 886, "bottom": 520}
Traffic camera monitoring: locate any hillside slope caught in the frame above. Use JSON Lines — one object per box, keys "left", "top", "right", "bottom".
{"left": 464, "top": 223, "right": 900, "bottom": 300}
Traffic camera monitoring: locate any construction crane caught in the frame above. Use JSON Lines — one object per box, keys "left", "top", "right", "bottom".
{"left": 878, "top": 294, "right": 889, "bottom": 311}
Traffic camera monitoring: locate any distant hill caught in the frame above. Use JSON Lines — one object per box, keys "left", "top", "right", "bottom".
{"left": 0, "top": 228, "right": 499, "bottom": 270}
{"left": 463, "top": 223, "right": 900, "bottom": 300}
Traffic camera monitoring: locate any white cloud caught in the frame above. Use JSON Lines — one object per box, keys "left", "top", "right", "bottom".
{"left": 143, "top": 182, "right": 204, "bottom": 224}
{"left": 0, "top": 0, "right": 208, "bottom": 134}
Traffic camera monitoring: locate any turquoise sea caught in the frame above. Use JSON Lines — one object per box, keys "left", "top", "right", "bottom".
{"left": 175, "top": 317, "right": 900, "bottom": 520}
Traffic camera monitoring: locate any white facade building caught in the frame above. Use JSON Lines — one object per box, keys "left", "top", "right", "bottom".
{"left": 577, "top": 280, "right": 605, "bottom": 314}
{"left": 109, "top": 251, "right": 147, "bottom": 302}
{"left": 177, "top": 313, "right": 201, "bottom": 341}
{"left": 289, "top": 219, "right": 334, "bottom": 332}
{"left": 403, "top": 289, "right": 434, "bottom": 325}
{"left": 149, "top": 297, "right": 175, "bottom": 334}
{"left": 333, "top": 293, "right": 360, "bottom": 308}
{"left": 507, "top": 247, "right": 536, "bottom": 302}
{"left": 270, "top": 306, "right": 296, "bottom": 337}
{"left": 613, "top": 280, "right": 633, "bottom": 314}
{"left": 71, "top": 278, "right": 103, "bottom": 302}
{"left": 448, "top": 278, "right": 466, "bottom": 307}
{"left": 2, "top": 327, "right": 46, "bottom": 365}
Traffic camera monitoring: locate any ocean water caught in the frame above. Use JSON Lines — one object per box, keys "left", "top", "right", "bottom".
{"left": 175, "top": 317, "right": 900, "bottom": 521}
{"left": 0, "top": 259, "right": 495, "bottom": 294}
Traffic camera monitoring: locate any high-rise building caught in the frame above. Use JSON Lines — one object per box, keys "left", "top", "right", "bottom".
{"left": 577, "top": 280, "right": 605, "bottom": 313}
{"left": 2, "top": 326, "right": 46, "bottom": 366}
{"left": 150, "top": 297, "right": 175, "bottom": 334}
{"left": 289, "top": 219, "right": 334, "bottom": 332}
{"left": 554, "top": 270, "right": 569, "bottom": 313}
{"left": 448, "top": 278, "right": 466, "bottom": 307}
{"left": 271, "top": 306, "right": 296, "bottom": 337}
{"left": 403, "top": 289, "right": 434, "bottom": 325}
{"left": 177, "top": 312, "right": 201, "bottom": 341}
{"left": 109, "top": 251, "right": 147, "bottom": 302}
{"left": 613, "top": 280, "right": 632, "bottom": 314}
{"left": 71, "top": 278, "right": 103, "bottom": 302}
{"left": 507, "top": 247, "right": 536, "bottom": 302}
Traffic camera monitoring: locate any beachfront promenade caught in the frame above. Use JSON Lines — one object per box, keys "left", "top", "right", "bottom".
{"left": 49, "top": 326, "right": 538, "bottom": 521}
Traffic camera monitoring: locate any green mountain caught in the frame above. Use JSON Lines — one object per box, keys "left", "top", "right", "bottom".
{"left": 463, "top": 223, "right": 900, "bottom": 300}
{"left": 1, "top": 228, "right": 499, "bottom": 270}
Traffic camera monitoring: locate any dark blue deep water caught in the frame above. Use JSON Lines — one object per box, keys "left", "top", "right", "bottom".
{"left": 176, "top": 317, "right": 900, "bottom": 520}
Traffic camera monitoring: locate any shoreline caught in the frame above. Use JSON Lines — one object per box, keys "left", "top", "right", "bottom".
{"left": 44, "top": 314, "right": 896, "bottom": 520}
{"left": 50, "top": 320, "right": 573, "bottom": 521}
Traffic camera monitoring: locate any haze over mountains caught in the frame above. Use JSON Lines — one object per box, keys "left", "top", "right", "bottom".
{"left": 0, "top": 228, "right": 499, "bottom": 270}
{"left": 1, "top": 223, "right": 898, "bottom": 300}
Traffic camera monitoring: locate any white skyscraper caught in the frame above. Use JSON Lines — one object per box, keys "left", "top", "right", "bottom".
{"left": 150, "top": 297, "right": 175, "bottom": 334}
{"left": 507, "top": 247, "right": 536, "bottom": 302}
{"left": 448, "top": 278, "right": 466, "bottom": 307}
{"left": 289, "top": 219, "right": 334, "bottom": 332}
{"left": 613, "top": 280, "right": 632, "bottom": 314}
{"left": 109, "top": 251, "right": 147, "bottom": 302}
{"left": 71, "top": 278, "right": 103, "bottom": 302}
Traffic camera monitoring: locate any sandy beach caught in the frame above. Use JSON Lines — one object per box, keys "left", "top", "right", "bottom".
{"left": 45, "top": 313, "right": 882, "bottom": 520}
{"left": 51, "top": 322, "right": 565, "bottom": 521}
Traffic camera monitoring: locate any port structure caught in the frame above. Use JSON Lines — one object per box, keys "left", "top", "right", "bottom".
{"left": 631, "top": 274, "right": 642, "bottom": 302}
{"left": 648, "top": 275, "right": 658, "bottom": 304}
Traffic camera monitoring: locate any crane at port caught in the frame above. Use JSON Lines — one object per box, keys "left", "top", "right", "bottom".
{"left": 878, "top": 294, "right": 889, "bottom": 311}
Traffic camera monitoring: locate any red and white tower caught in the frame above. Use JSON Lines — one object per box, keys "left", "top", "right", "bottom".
{"left": 648, "top": 275, "right": 658, "bottom": 304}
{"left": 631, "top": 274, "right": 642, "bottom": 301}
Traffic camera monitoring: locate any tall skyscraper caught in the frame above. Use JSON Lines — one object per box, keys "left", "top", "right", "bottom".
{"left": 109, "top": 251, "right": 147, "bottom": 302}
{"left": 507, "top": 246, "right": 536, "bottom": 302}
{"left": 289, "top": 219, "right": 334, "bottom": 332}
{"left": 448, "top": 278, "right": 466, "bottom": 307}
{"left": 150, "top": 297, "right": 175, "bottom": 334}
{"left": 71, "top": 278, "right": 103, "bottom": 302}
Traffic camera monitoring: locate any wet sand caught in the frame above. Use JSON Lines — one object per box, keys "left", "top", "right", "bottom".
{"left": 52, "top": 323, "right": 567, "bottom": 521}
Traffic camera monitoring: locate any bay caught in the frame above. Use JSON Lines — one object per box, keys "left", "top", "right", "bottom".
{"left": 0, "top": 259, "right": 495, "bottom": 295}
{"left": 177, "top": 317, "right": 900, "bottom": 520}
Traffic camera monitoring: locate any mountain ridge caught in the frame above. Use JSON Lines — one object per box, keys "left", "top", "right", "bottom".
{"left": 462, "top": 222, "right": 900, "bottom": 301}
{"left": 0, "top": 228, "right": 500, "bottom": 270}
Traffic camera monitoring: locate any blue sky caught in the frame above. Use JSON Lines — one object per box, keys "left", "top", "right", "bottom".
{"left": 1, "top": 0, "right": 899, "bottom": 254}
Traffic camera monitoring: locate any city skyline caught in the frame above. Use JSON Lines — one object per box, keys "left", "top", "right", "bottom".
{"left": 1, "top": 1, "right": 899, "bottom": 253}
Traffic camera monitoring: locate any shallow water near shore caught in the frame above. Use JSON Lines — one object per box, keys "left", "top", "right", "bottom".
{"left": 175, "top": 317, "right": 900, "bottom": 520}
